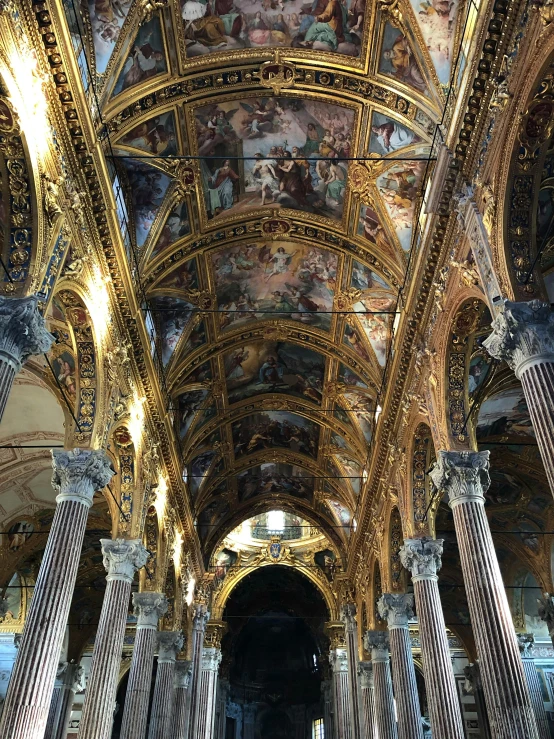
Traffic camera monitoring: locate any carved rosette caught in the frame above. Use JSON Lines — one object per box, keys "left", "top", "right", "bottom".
{"left": 133, "top": 592, "right": 168, "bottom": 629}
{"left": 358, "top": 661, "right": 373, "bottom": 689}
{"left": 51, "top": 448, "right": 115, "bottom": 507}
{"left": 364, "top": 630, "right": 390, "bottom": 661}
{"left": 101, "top": 538, "right": 148, "bottom": 583}
{"left": 400, "top": 537, "right": 443, "bottom": 582}
{"left": 0, "top": 295, "right": 54, "bottom": 369}
{"left": 157, "top": 631, "right": 184, "bottom": 662}
{"left": 174, "top": 660, "right": 192, "bottom": 689}
{"left": 484, "top": 300, "right": 554, "bottom": 377}
{"left": 429, "top": 450, "right": 490, "bottom": 508}
{"left": 377, "top": 593, "right": 414, "bottom": 629}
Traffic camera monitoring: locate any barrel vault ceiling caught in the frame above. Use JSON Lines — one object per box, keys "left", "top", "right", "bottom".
{"left": 63, "top": 0, "right": 461, "bottom": 560}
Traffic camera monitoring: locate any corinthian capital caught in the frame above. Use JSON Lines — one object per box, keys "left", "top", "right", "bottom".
{"left": 193, "top": 603, "right": 209, "bottom": 630}
{"left": 133, "top": 591, "right": 168, "bottom": 629}
{"left": 377, "top": 593, "right": 414, "bottom": 629}
{"left": 51, "top": 448, "right": 115, "bottom": 507}
{"left": 358, "top": 661, "right": 373, "bottom": 689}
{"left": 341, "top": 603, "right": 357, "bottom": 630}
{"left": 517, "top": 632, "right": 534, "bottom": 659}
{"left": 329, "top": 647, "right": 348, "bottom": 673}
{"left": 101, "top": 538, "right": 148, "bottom": 583}
{"left": 157, "top": 631, "right": 184, "bottom": 662}
{"left": 429, "top": 450, "right": 490, "bottom": 508}
{"left": 201, "top": 646, "right": 222, "bottom": 672}
{"left": 400, "top": 537, "right": 443, "bottom": 580}
{"left": 0, "top": 295, "right": 54, "bottom": 369}
{"left": 174, "top": 660, "right": 192, "bottom": 689}
{"left": 483, "top": 299, "right": 554, "bottom": 377}
{"left": 364, "top": 630, "right": 390, "bottom": 661}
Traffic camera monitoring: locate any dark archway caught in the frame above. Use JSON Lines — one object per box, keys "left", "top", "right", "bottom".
{"left": 222, "top": 566, "right": 329, "bottom": 738}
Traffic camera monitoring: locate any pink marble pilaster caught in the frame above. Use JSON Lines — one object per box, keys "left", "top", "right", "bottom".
{"left": 431, "top": 450, "right": 539, "bottom": 739}
{"left": 342, "top": 604, "right": 363, "bottom": 739}
{"left": 330, "top": 647, "right": 353, "bottom": 739}
{"left": 77, "top": 539, "right": 148, "bottom": 739}
{"left": 364, "top": 631, "right": 398, "bottom": 739}
{"left": 484, "top": 300, "right": 554, "bottom": 497}
{"left": 188, "top": 603, "right": 209, "bottom": 739}
{"left": 358, "top": 662, "right": 377, "bottom": 739}
{"left": 0, "top": 448, "right": 114, "bottom": 739}
{"left": 147, "top": 631, "right": 184, "bottom": 739}
{"left": 378, "top": 594, "right": 423, "bottom": 739}
{"left": 44, "top": 663, "right": 85, "bottom": 739}
{"left": 173, "top": 660, "right": 192, "bottom": 739}
{"left": 400, "top": 537, "right": 465, "bottom": 739}
{"left": 193, "top": 647, "right": 222, "bottom": 739}
{"left": 119, "top": 592, "right": 168, "bottom": 739}
{"left": 517, "top": 634, "right": 551, "bottom": 739}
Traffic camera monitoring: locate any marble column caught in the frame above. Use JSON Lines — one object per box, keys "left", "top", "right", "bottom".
{"left": 517, "top": 634, "right": 550, "bottom": 739}
{"left": 148, "top": 631, "right": 184, "bottom": 739}
{"left": 537, "top": 594, "right": 554, "bottom": 649}
{"left": 400, "top": 537, "right": 465, "bottom": 739}
{"left": 358, "top": 662, "right": 377, "bottom": 739}
{"left": 0, "top": 448, "right": 113, "bottom": 739}
{"left": 215, "top": 678, "right": 228, "bottom": 739}
{"left": 194, "top": 647, "right": 222, "bottom": 739}
{"left": 330, "top": 647, "right": 353, "bottom": 739}
{"left": 78, "top": 539, "right": 148, "bottom": 739}
{"left": 464, "top": 662, "right": 492, "bottom": 739}
{"left": 378, "top": 594, "right": 423, "bottom": 739}
{"left": 173, "top": 660, "right": 192, "bottom": 739}
{"left": 188, "top": 604, "right": 209, "bottom": 739}
{"left": 343, "top": 605, "right": 363, "bottom": 739}
{"left": 321, "top": 679, "right": 333, "bottom": 739}
{"left": 0, "top": 295, "right": 53, "bottom": 420}
{"left": 364, "top": 631, "right": 398, "bottom": 739}
{"left": 119, "top": 592, "right": 168, "bottom": 739}
{"left": 430, "top": 450, "right": 539, "bottom": 739}
{"left": 484, "top": 300, "right": 554, "bottom": 496}
{"left": 44, "top": 663, "right": 85, "bottom": 739}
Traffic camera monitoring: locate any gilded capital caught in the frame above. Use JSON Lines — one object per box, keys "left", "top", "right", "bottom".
{"left": 400, "top": 538, "right": 443, "bottom": 581}
{"left": 484, "top": 300, "right": 554, "bottom": 377}
{"left": 101, "top": 538, "right": 148, "bottom": 583}
{"left": 193, "top": 603, "right": 210, "bottom": 630}
{"left": 157, "top": 631, "right": 184, "bottom": 662}
{"left": 364, "top": 630, "right": 390, "bottom": 662}
{"left": 358, "top": 661, "right": 373, "bottom": 689}
{"left": 341, "top": 603, "right": 357, "bottom": 631}
{"left": 174, "top": 660, "right": 192, "bottom": 689}
{"left": 429, "top": 450, "right": 490, "bottom": 508}
{"left": 133, "top": 592, "right": 168, "bottom": 629}
{"left": 0, "top": 295, "right": 54, "bottom": 370}
{"left": 51, "top": 448, "right": 115, "bottom": 507}
{"left": 377, "top": 593, "right": 414, "bottom": 629}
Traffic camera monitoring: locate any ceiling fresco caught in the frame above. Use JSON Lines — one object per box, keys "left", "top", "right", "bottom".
{"left": 59, "top": 0, "right": 463, "bottom": 554}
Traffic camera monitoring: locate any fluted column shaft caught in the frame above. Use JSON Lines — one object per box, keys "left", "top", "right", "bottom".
{"left": 400, "top": 538, "right": 465, "bottom": 739}
{"left": 330, "top": 648, "right": 353, "bottom": 739}
{"left": 173, "top": 661, "right": 192, "bottom": 739}
{"left": 518, "top": 636, "right": 550, "bottom": 739}
{"left": 194, "top": 647, "right": 222, "bottom": 739}
{"left": 431, "top": 451, "right": 539, "bottom": 739}
{"left": 343, "top": 605, "right": 362, "bottom": 739}
{"left": 484, "top": 300, "right": 554, "bottom": 496}
{"left": 359, "top": 662, "right": 377, "bottom": 739}
{"left": 365, "top": 633, "right": 398, "bottom": 739}
{"left": 0, "top": 295, "right": 53, "bottom": 420}
{"left": 378, "top": 595, "right": 423, "bottom": 739}
{"left": 148, "top": 631, "right": 184, "bottom": 739}
{"left": 215, "top": 679, "right": 228, "bottom": 739}
{"left": 0, "top": 448, "right": 113, "bottom": 739}
{"left": 119, "top": 592, "right": 168, "bottom": 739}
{"left": 188, "top": 604, "right": 209, "bottom": 739}
{"left": 322, "top": 680, "right": 333, "bottom": 739}
{"left": 44, "top": 664, "right": 84, "bottom": 739}
{"left": 78, "top": 539, "right": 148, "bottom": 739}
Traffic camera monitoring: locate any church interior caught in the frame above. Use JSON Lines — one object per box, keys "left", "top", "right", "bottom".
{"left": 1, "top": 0, "right": 554, "bottom": 737}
